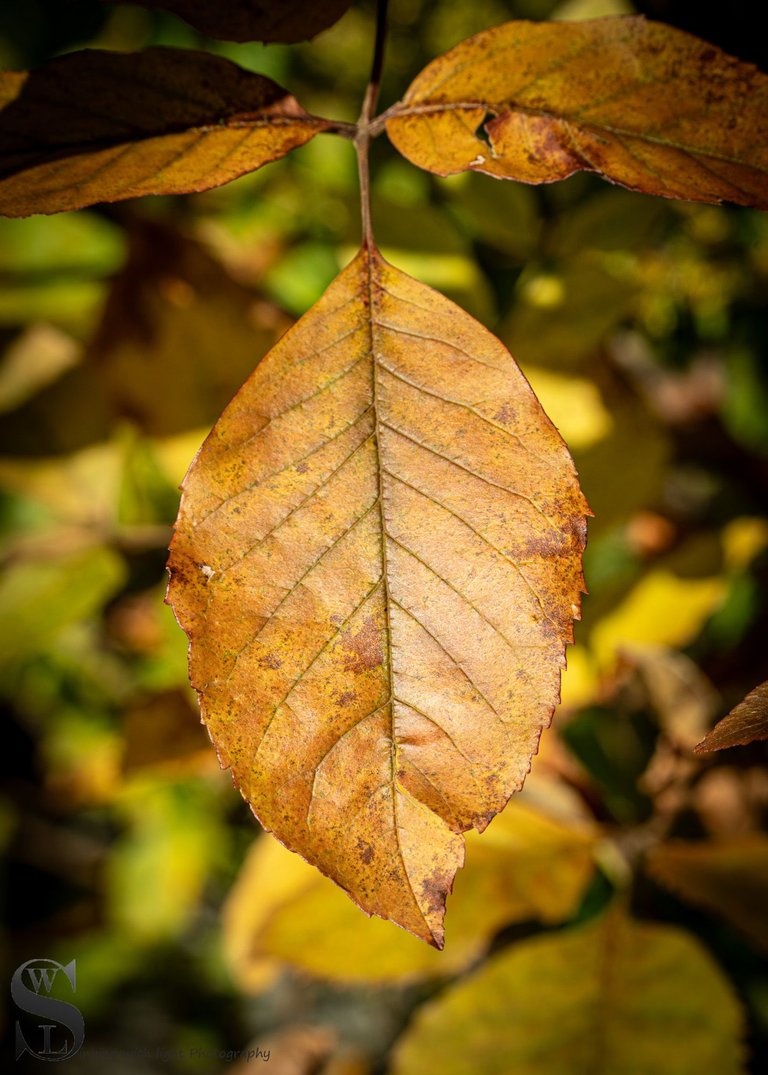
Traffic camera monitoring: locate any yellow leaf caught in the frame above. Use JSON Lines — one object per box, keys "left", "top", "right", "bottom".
{"left": 167, "top": 247, "right": 589, "bottom": 946}
{"left": 521, "top": 367, "right": 613, "bottom": 451}
{"left": 591, "top": 570, "right": 725, "bottom": 669}
{"left": 558, "top": 644, "right": 599, "bottom": 709}
{"left": 392, "top": 909, "right": 746, "bottom": 1075}
{"left": 386, "top": 18, "right": 768, "bottom": 208}
{"left": 722, "top": 517, "right": 768, "bottom": 572}
{"left": 224, "top": 802, "right": 598, "bottom": 984}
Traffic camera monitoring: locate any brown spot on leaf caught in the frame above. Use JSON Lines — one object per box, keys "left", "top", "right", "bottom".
{"left": 420, "top": 865, "right": 451, "bottom": 918}
{"left": 356, "top": 838, "right": 375, "bottom": 864}
{"left": 341, "top": 613, "right": 383, "bottom": 674}
{"left": 494, "top": 403, "right": 516, "bottom": 425}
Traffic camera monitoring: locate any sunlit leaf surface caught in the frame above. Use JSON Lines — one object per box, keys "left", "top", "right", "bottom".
{"left": 167, "top": 247, "right": 588, "bottom": 945}
{"left": 224, "top": 803, "right": 598, "bottom": 983}
{"left": 387, "top": 18, "right": 768, "bottom": 207}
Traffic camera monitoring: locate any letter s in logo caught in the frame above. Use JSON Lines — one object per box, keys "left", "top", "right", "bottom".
{"left": 11, "top": 958, "right": 85, "bottom": 1061}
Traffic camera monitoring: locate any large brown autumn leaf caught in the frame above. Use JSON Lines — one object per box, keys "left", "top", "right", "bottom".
{"left": 0, "top": 48, "right": 327, "bottom": 216}
{"left": 386, "top": 17, "right": 768, "bottom": 208}
{"left": 167, "top": 248, "right": 588, "bottom": 945}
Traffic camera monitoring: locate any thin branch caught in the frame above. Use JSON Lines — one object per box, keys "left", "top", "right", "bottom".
{"left": 322, "top": 119, "right": 358, "bottom": 139}
{"left": 360, "top": 0, "right": 389, "bottom": 130}
{"left": 368, "top": 111, "right": 392, "bottom": 139}
{"left": 356, "top": 0, "right": 390, "bottom": 248}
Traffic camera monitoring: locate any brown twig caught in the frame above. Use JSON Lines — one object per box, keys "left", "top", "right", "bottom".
{"left": 355, "top": 0, "right": 389, "bottom": 248}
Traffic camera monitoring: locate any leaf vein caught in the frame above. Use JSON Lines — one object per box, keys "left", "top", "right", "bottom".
{"left": 247, "top": 575, "right": 384, "bottom": 778}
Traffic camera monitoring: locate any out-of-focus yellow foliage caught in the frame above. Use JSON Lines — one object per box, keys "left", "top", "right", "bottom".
{"left": 522, "top": 367, "right": 614, "bottom": 450}
{"left": 224, "top": 801, "right": 599, "bottom": 985}
{"left": 591, "top": 570, "right": 726, "bottom": 669}
{"left": 392, "top": 907, "right": 745, "bottom": 1075}
{"left": 723, "top": 517, "right": 768, "bottom": 572}
{"left": 0, "top": 323, "right": 81, "bottom": 412}
{"left": 558, "top": 644, "right": 600, "bottom": 708}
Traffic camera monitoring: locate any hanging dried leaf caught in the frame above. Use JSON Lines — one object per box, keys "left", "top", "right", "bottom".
{"left": 694, "top": 679, "right": 768, "bottom": 753}
{"left": 386, "top": 17, "right": 768, "bottom": 208}
{"left": 167, "top": 247, "right": 588, "bottom": 945}
{"left": 647, "top": 837, "right": 768, "bottom": 953}
{"left": 127, "top": 0, "right": 353, "bottom": 44}
{"left": 0, "top": 49, "right": 328, "bottom": 217}
{"left": 391, "top": 909, "right": 746, "bottom": 1075}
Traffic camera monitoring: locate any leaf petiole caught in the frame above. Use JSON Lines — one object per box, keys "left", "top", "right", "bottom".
{"left": 355, "top": 0, "right": 390, "bottom": 248}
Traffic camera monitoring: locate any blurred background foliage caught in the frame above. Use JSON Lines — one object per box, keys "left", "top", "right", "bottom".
{"left": 1, "top": 0, "right": 767, "bottom": 1072}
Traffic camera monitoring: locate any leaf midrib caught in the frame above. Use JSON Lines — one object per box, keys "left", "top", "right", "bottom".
{"left": 365, "top": 248, "right": 441, "bottom": 944}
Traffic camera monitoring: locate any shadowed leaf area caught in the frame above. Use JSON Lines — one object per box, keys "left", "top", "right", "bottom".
{"left": 126, "top": 0, "right": 353, "bottom": 44}
{"left": 648, "top": 837, "right": 768, "bottom": 953}
{"left": 0, "top": 47, "right": 327, "bottom": 216}
{"left": 387, "top": 17, "right": 768, "bottom": 208}
{"left": 167, "top": 246, "right": 588, "bottom": 945}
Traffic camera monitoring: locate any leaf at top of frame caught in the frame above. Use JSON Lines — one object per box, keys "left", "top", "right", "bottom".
{"left": 386, "top": 17, "right": 768, "bottom": 209}
{"left": 0, "top": 48, "right": 328, "bottom": 217}
{"left": 694, "top": 679, "right": 768, "bottom": 753}
{"left": 166, "top": 246, "right": 589, "bottom": 946}
{"left": 126, "top": 0, "right": 353, "bottom": 44}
